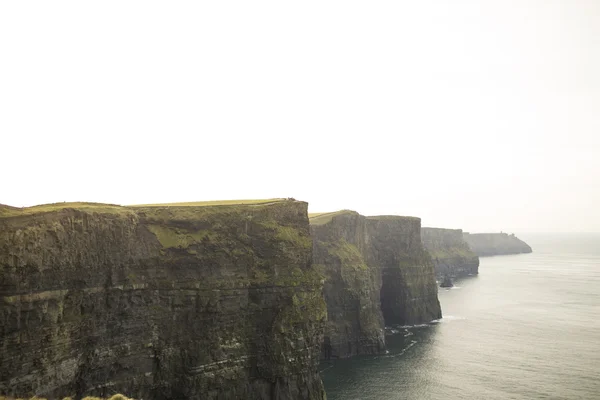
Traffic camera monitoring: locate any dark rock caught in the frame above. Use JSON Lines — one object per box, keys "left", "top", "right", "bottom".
{"left": 440, "top": 275, "right": 454, "bottom": 288}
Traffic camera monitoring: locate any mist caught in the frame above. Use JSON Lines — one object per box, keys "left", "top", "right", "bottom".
{"left": 1, "top": 0, "right": 598, "bottom": 233}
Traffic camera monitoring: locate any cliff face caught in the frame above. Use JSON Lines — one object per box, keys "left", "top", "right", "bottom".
{"left": 366, "top": 217, "right": 441, "bottom": 326}
{"left": 421, "top": 228, "right": 479, "bottom": 279}
{"left": 0, "top": 201, "right": 326, "bottom": 400}
{"left": 310, "top": 211, "right": 385, "bottom": 360}
{"left": 463, "top": 232, "right": 532, "bottom": 257}
{"left": 309, "top": 211, "right": 441, "bottom": 359}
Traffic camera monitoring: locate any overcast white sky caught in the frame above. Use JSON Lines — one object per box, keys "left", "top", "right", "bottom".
{"left": 1, "top": 1, "right": 599, "bottom": 233}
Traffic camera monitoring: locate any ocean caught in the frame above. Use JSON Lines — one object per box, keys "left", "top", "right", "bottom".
{"left": 321, "top": 233, "right": 600, "bottom": 399}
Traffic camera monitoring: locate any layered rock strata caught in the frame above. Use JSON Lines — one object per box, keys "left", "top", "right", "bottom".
{"left": 0, "top": 200, "right": 326, "bottom": 400}
{"left": 421, "top": 228, "right": 479, "bottom": 279}
{"left": 463, "top": 232, "right": 532, "bottom": 256}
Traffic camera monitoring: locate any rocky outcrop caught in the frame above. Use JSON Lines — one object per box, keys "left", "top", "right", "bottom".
{"left": 421, "top": 228, "right": 479, "bottom": 279}
{"left": 310, "top": 211, "right": 385, "bottom": 360}
{"left": 310, "top": 211, "right": 441, "bottom": 360}
{"left": 0, "top": 200, "right": 326, "bottom": 400}
{"left": 366, "top": 216, "right": 441, "bottom": 326}
{"left": 463, "top": 232, "right": 532, "bottom": 257}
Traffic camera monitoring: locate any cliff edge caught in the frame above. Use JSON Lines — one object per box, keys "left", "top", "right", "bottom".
{"left": 0, "top": 200, "right": 326, "bottom": 400}
{"left": 463, "top": 232, "right": 532, "bottom": 257}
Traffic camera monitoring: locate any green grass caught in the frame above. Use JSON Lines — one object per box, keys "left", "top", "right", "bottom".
{"left": 130, "top": 198, "right": 287, "bottom": 207}
{"left": 0, "top": 199, "right": 292, "bottom": 219}
{"left": 308, "top": 210, "right": 357, "bottom": 225}
{"left": 366, "top": 215, "right": 420, "bottom": 221}
{"left": 146, "top": 225, "right": 216, "bottom": 249}
{"left": 0, "top": 202, "right": 128, "bottom": 218}
{"left": 324, "top": 239, "right": 368, "bottom": 270}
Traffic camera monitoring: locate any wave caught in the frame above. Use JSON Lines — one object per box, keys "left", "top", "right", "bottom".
{"left": 430, "top": 315, "right": 466, "bottom": 323}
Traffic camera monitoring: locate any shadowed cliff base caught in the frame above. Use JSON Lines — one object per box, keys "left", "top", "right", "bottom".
{"left": 421, "top": 227, "right": 479, "bottom": 280}
{"left": 0, "top": 199, "right": 326, "bottom": 400}
{"left": 463, "top": 232, "right": 533, "bottom": 257}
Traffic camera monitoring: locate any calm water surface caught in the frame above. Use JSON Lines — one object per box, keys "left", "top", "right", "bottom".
{"left": 321, "top": 234, "right": 600, "bottom": 399}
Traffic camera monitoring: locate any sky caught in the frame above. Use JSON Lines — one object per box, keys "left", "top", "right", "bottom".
{"left": 1, "top": 1, "right": 599, "bottom": 233}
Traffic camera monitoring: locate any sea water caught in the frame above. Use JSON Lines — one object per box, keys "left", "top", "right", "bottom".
{"left": 321, "top": 233, "right": 600, "bottom": 399}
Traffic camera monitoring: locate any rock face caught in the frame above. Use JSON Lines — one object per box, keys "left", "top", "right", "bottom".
{"left": 366, "top": 216, "right": 441, "bottom": 327}
{"left": 0, "top": 200, "right": 326, "bottom": 400}
{"left": 310, "top": 211, "right": 385, "bottom": 360}
{"left": 310, "top": 211, "right": 441, "bottom": 360}
{"left": 463, "top": 232, "right": 533, "bottom": 257}
{"left": 421, "top": 228, "right": 479, "bottom": 279}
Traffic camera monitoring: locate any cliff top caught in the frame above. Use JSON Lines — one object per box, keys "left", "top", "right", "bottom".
{"left": 367, "top": 215, "right": 421, "bottom": 222}
{"left": 131, "top": 198, "right": 288, "bottom": 207}
{"left": 0, "top": 202, "right": 127, "bottom": 218}
{"left": 422, "top": 227, "right": 463, "bottom": 234}
{"left": 0, "top": 199, "right": 293, "bottom": 219}
{"left": 308, "top": 210, "right": 358, "bottom": 225}
{"left": 309, "top": 211, "right": 422, "bottom": 226}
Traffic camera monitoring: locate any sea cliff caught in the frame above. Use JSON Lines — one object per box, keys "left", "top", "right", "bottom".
{"left": 0, "top": 200, "right": 326, "bottom": 400}
{"left": 310, "top": 211, "right": 441, "bottom": 360}
{"left": 310, "top": 211, "right": 385, "bottom": 360}
{"left": 367, "top": 216, "right": 441, "bottom": 326}
{"left": 421, "top": 228, "right": 479, "bottom": 279}
{"left": 463, "top": 232, "right": 532, "bottom": 256}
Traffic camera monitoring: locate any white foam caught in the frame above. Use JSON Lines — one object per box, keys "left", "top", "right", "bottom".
{"left": 432, "top": 315, "right": 466, "bottom": 323}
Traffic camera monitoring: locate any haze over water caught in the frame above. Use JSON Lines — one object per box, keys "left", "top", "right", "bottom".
{"left": 322, "top": 233, "right": 600, "bottom": 399}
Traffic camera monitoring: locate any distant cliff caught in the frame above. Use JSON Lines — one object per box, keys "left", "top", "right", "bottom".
{"left": 310, "top": 211, "right": 441, "bottom": 360}
{"left": 0, "top": 200, "right": 326, "bottom": 400}
{"left": 421, "top": 228, "right": 479, "bottom": 279}
{"left": 463, "top": 232, "right": 532, "bottom": 257}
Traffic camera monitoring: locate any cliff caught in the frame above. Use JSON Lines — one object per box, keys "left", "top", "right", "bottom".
{"left": 421, "top": 228, "right": 479, "bottom": 279}
{"left": 310, "top": 211, "right": 385, "bottom": 360}
{"left": 0, "top": 200, "right": 326, "bottom": 400}
{"left": 366, "top": 216, "right": 441, "bottom": 326}
{"left": 309, "top": 211, "right": 441, "bottom": 360}
{"left": 463, "top": 232, "right": 532, "bottom": 256}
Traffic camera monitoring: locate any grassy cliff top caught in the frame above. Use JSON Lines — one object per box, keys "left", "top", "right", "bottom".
{"left": 0, "top": 202, "right": 127, "bottom": 218}
{"left": 367, "top": 215, "right": 421, "bottom": 222}
{"left": 0, "top": 199, "right": 292, "bottom": 219}
{"left": 422, "top": 227, "right": 463, "bottom": 234}
{"left": 308, "top": 210, "right": 358, "bottom": 225}
{"left": 130, "top": 198, "right": 288, "bottom": 207}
